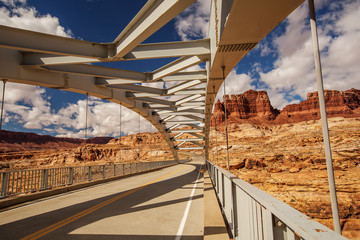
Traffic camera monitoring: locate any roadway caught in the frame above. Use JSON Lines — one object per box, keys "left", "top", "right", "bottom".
{"left": 0, "top": 161, "right": 204, "bottom": 239}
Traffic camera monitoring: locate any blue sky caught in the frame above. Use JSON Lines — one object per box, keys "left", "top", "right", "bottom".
{"left": 0, "top": 0, "right": 359, "bottom": 138}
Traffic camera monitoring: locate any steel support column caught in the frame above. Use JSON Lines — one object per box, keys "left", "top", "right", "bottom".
{"left": 308, "top": 0, "right": 341, "bottom": 234}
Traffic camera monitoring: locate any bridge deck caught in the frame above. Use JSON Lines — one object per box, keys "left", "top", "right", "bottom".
{"left": 0, "top": 162, "right": 204, "bottom": 240}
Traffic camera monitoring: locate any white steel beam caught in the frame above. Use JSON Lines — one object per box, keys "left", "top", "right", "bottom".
{"left": 188, "top": 132, "right": 203, "bottom": 139}
{"left": 162, "top": 70, "right": 207, "bottom": 82}
{"left": 168, "top": 124, "right": 181, "bottom": 130}
{"left": 180, "top": 101, "right": 205, "bottom": 107}
{"left": 176, "top": 105, "right": 203, "bottom": 113}
{"left": 96, "top": 78, "right": 143, "bottom": 85}
{"left": 167, "top": 120, "right": 203, "bottom": 125}
{"left": 23, "top": 53, "right": 97, "bottom": 66}
{"left": 123, "top": 39, "right": 210, "bottom": 60}
{"left": 44, "top": 64, "right": 147, "bottom": 81}
{"left": 157, "top": 109, "right": 204, "bottom": 115}
{"left": 148, "top": 105, "right": 177, "bottom": 110}
{"left": 158, "top": 112, "right": 204, "bottom": 117}
{"left": 176, "top": 94, "right": 202, "bottom": 106}
{"left": 162, "top": 71, "right": 207, "bottom": 82}
{"left": 152, "top": 56, "right": 206, "bottom": 81}
{"left": 186, "top": 124, "right": 203, "bottom": 130}
{"left": 183, "top": 115, "right": 204, "bottom": 122}
{"left": 22, "top": 39, "right": 210, "bottom": 66}
{"left": 132, "top": 96, "right": 175, "bottom": 106}
{"left": 171, "top": 129, "right": 203, "bottom": 133}
{"left": 104, "top": 84, "right": 165, "bottom": 95}
{"left": 131, "top": 92, "right": 161, "bottom": 98}
{"left": 0, "top": 25, "right": 108, "bottom": 58}
{"left": 174, "top": 138, "right": 203, "bottom": 142}
{"left": 177, "top": 147, "right": 204, "bottom": 150}
{"left": 173, "top": 88, "right": 206, "bottom": 95}
{"left": 162, "top": 115, "right": 176, "bottom": 122}
{"left": 113, "top": 0, "right": 196, "bottom": 58}
{"left": 175, "top": 141, "right": 187, "bottom": 148}
{"left": 167, "top": 80, "right": 202, "bottom": 94}
{"left": 132, "top": 88, "right": 206, "bottom": 97}
{"left": 173, "top": 132, "right": 184, "bottom": 139}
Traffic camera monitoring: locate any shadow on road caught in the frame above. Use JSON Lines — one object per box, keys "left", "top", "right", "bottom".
{"left": 0, "top": 162, "right": 204, "bottom": 239}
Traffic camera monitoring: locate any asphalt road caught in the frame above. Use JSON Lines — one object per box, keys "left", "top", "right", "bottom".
{"left": 0, "top": 161, "right": 204, "bottom": 240}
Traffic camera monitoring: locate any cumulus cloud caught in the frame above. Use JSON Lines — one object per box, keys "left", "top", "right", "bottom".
{"left": 175, "top": 0, "right": 210, "bottom": 41}
{"left": 215, "top": 69, "right": 254, "bottom": 102}
{"left": 257, "top": 0, "right": 360, "bottom": 109}
{"left": 55, "top": 97, "right": 156, "bottom": 138}
{"left": 1, "top": 82, "right": 156, "bottom": 138}
{"left": 0, "top": 0, "right": 26, "bottom": 7}
{"left": 0, "top": 1, "right": 156, "bottom": 137}
{"left": 0, "top": 1, "right": 72, "bottom": 37}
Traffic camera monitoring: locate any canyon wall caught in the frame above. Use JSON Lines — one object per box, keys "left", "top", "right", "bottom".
{"left": 0, "top": 130, "right": 113, "bottom": 153}
{"left": 211, "top": 88, "right": 360, "bottom": 126}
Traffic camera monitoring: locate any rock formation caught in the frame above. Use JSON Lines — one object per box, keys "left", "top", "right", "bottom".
{"left": 211, "top": 88, "right": 360, "bottom": 126}
{"left": 210, "top": 117, "right": 360, "bottom": 239}
{"left": 211, "top": 90, "right": 279, "bottom": 126}
{"left": 276, "top": 88, "right": 360, "bottom": 124}
{"left": 0, "top": 130, "right": 113, "bottom": 153}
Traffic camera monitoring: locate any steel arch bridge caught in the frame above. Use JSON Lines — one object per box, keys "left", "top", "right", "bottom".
{"left": 0, "top": 0, "right": 304, "bottom": 161}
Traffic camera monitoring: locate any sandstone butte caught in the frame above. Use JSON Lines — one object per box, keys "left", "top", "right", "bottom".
{"left": 0, "top": 88, "right": 359, "bottom": 239}
{"left": 211, "top": 88, "right": 360, "bottom": 127}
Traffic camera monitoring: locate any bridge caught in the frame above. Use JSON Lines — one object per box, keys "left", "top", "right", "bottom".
{"left": 0, "top": 0, "right": 347, "bottom": 239}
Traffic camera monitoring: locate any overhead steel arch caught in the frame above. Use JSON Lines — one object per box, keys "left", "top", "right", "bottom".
{"left": 0, "top": 0, "right": 304, "bottom": 161}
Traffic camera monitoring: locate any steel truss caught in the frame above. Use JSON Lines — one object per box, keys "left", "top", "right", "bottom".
{"left": 0, "top": 0, "right": 304, "bottom": 161}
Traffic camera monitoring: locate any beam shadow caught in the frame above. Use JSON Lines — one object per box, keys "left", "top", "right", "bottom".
{"left": 0, "top": 163, "right": 204, "bottom": 239}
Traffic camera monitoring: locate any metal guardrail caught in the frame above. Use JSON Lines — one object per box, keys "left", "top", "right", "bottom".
{"left": 0, "top": 160, "right": 178, "bottom": 199}
{"left": 206, "top": 161, "right": 347, "bottom": 240}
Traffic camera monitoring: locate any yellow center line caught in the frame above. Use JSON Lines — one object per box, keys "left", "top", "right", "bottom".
{"left": 21, "top": 165, "right": 190, "bottom": 240}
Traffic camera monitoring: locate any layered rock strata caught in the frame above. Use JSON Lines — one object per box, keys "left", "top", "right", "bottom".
{"left": 211, "top": 88, "right": 360, "bottom": 126}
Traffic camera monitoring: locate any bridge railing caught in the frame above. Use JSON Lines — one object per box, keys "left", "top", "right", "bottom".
{"left": 206, "top": 161, "right": 346, "bottom": 240}
{"left": 0, "top": 160, "right": 177, "bottom": 199}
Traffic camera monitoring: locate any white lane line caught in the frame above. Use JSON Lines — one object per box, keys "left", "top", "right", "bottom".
{"left": 175, "top": 166, "right": 202, "bottom": 240}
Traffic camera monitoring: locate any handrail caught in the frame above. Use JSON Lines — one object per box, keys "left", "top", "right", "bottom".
{"left": 206, "top": 160, "right": 346, "bottom": 240}
{"left": 0, "top": 160, "right": 180, "bottom": 199}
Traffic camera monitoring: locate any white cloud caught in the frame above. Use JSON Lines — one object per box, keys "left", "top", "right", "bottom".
{"left": 55, "top": 98, "right": 156, "bottom": 138}
{"left": 0, "top": 2, "right": 72, "bottom": 37}
{"left": 215, "top": 69, "right": 254, "bottom": 103}
{"left": 1, "top": 81, "right": 156, "bottom": 138}
{"left": 0, "top": 2, "right": 155, "bottom": 138}
{"left": 257, "top": 0, "right": 360, "bottom": 109}
{"left": 0, "top": 0, "right": 26, "bottom": 7}
{"left": 175, "top": 0, "right": 210, "bottom": 41}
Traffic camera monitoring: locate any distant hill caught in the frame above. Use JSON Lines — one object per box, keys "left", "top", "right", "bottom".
{"left": 0, "top": 130, "right": 113, "bottom": 153}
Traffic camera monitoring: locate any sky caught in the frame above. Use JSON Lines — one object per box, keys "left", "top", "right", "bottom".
{"left": 0, "top": 0, "right": 359, "bottom": 138}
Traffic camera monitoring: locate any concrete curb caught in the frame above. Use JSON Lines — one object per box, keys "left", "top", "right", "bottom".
{"left": 0, "top": 164, "right": 177, "bottom": 210}
{"left": 203, "top": 170, "right": 230, "bottom": 240}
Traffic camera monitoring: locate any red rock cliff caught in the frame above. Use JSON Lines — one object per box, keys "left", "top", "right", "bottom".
{"left": 211, "top": 88, "right": 360, "bottom": 126}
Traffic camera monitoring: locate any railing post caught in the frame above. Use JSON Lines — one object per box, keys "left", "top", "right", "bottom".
{"left": 1, "top": 172, "right": 9, "bottom": 198}
{"left": 102, "top": 165, "right": 106, "bottom": 178}
{"left": 232, "top": 181, "right": 238, "bottom": 238}
{"left": 69, "top": 167, "right": 74, "bottom": 185}
{"left": 88, "top": 166, "right": 92, "bottom": 181}
{"left": 114, "top": 164, "right": 116, "bottom": 176}
{"left": 130, "top": 163, "right": 132, "bottom": 173}
{"left": 262, "top": 207, "right": 274, "bottom": 240}
{"left": 41, "top": 169, "right": 48, "bottom": 190}
{"left": 123, "top": 164, "right": 125, "bottom": 175}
